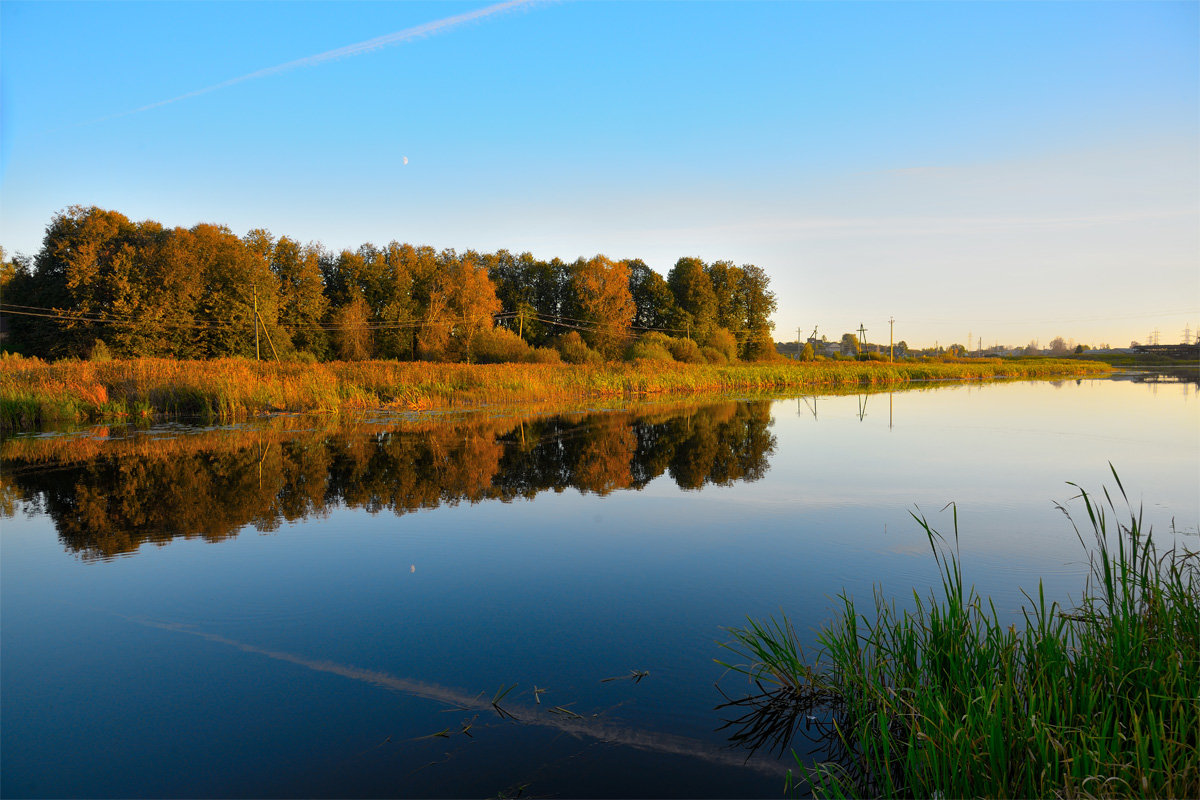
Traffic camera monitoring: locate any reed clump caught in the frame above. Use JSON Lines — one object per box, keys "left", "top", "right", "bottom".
{"left": 720, "top": 469, "right": 1199, "bottom": 799}
{"left": 0, "top": 354, "right": 1111, "bottom": 430}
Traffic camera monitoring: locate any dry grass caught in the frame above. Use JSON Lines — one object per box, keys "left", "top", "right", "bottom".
{"left": 0, "top": 354, "right": 1112, "bottom": 430}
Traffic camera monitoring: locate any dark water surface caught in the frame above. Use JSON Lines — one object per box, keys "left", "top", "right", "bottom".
{"left": 3, "top": 378, "right": 1197, "bottom": 798}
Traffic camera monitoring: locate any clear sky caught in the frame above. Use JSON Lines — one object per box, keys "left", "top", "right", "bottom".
{"left": 2, "top": 0, "right": 1196, "bottom": 349}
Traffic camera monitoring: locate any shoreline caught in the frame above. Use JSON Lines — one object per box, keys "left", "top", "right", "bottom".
{"left": 0, "top": 355, "right": 1112, "bottom": 431}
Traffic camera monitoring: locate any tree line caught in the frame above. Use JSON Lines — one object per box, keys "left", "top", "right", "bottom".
{"left": 1, "top": 206, "right": 778, "bottom": 364}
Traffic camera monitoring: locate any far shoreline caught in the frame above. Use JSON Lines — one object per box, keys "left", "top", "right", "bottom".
{"left": 0, "top": 355, "right": 1113, "bottom": 432}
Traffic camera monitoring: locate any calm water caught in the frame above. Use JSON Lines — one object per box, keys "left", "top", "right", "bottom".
{"left": 2, "top": 376, "right": 1197, "bottom": 798}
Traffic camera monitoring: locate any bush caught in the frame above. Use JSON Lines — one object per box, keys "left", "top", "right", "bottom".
{"left": 705, "top": 328, "right": 738, "bottom": 362}
{"left": 667, "top": 337, "right": 703, "bottom": 364}
{"left": 288, "top": 350, "right": 319, "bottom": 364}
{"left": 473, "top": 327, "right": 536, "bottom": 364}
{"left": 555, "top": 331, "right": 602, "bottom": 365}
{"left": 700, "top": 346, "right": 727, "bottom": 365}
{"left": 856, "top": 351, "right": 887, "bottom": 362}
{"left": 528, "top": 346, "right": 562, "bottom": 365}
{"left": 743, "top": 329, "right": 780, "bottom": 362}
{"left": 625, "top": 332, "right": 675, "bottom": 362}
{"left": 799, "top": 342, "right": 816, "bottom": 361}
{"left": 626, "top": 341, "right": 674, "bottom": 362}
{"left": 88, "top": 339, "right": 113, "bottom": 362}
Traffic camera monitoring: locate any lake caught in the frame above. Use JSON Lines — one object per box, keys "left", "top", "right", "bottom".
{"left": 2, "top": 375, "right": 1197, "bottom": 798}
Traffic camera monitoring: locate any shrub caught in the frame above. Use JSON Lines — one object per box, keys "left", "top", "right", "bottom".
{"left": 743, "top": 329, "right": 781, "bottom": 362}
{"left": 528, "top": 347, "right": 562, "bottom": 365}
{"left": 473, "top": 327, "right": 536, "bottom": 364}
{"left": 700, "top": 346, "right": 727, "bottom": 365}
{"left": 625, "top": 332, "right": 676, "bottom": 362}
{"left": 705, "top": 328, "right": 738, "bottom": 362}
{"left": 667, "top": 337, "right": 703, "bottom": 364}
{"left": 88, "top": 339, "right": 113, "bottom": 362}
{"left": 637, "top": 332, "right": 676, "bottom": 350}
{"left": 626, "top": 341, "right": 674, "bottom": 362}
{"left": 799, "top": 342, "right": 816, "bottom": 361}
{"left": 555, "top": 331, "right": 602, "bottom": 364}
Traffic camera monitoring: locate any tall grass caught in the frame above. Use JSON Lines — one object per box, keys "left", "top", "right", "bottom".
{"left": 719, "top": 468, "right": 1199, "bottom": 799}
{"left": 0, "top": 353, "right": 1111, "bottom": 430}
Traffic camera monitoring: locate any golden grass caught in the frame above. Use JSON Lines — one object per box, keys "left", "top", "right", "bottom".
{"left": 0, "top": 354, "right": 1112, "bottom": 430}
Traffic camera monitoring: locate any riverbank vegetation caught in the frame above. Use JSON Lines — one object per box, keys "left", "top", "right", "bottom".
{"left": 0, "top": 354, "right": 1110, "bottom": 430}
{"left": 719, "top": 471, "right": 1199, "bottom": 798}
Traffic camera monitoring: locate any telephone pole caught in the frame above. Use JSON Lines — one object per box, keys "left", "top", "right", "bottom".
{"left": 888, "top": 316, "right": 895, "bottom": 362}
{"left": 857, "top": 322, "right": 867, "bottom": 352}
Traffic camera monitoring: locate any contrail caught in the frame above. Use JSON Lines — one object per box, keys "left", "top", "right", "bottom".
{"left": 71, "top": 0, "right": 541, "bottom": 128}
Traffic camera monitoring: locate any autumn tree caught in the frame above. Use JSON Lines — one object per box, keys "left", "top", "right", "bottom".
{"left": 449, "top": 250, "right": 503, "bottom": 363}
{"left": 416, "top": 250, "right": 501, "bottom": 362}
{"left": 332, "top": 295, "right": 373, "bottom": 360}
{"left": 567, "top": 255, "right": 635, "bottom": 359}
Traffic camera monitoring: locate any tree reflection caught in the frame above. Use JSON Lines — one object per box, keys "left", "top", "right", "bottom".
{"left": 2, "top": 401, "right": 776, "bottom": 559}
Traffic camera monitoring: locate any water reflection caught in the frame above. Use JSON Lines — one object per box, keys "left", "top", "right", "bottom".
{"left": 1, "top": 401, "right": 775, "bottom": 560}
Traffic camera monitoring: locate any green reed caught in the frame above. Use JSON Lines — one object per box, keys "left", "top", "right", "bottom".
{"left": 720, "top": 468, "right": 1199, "bottom": 799}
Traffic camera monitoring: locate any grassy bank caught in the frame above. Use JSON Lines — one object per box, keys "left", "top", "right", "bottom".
{"left": 719, "top": 471, "right": 1199, "bottom": 799}
{"left": 0, "top": 354, "right": 1111, "bottom": 430}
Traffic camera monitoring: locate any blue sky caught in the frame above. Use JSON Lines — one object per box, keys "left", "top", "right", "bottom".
{"left": 2, "top": 0, "right": 1196, "bottom": 348}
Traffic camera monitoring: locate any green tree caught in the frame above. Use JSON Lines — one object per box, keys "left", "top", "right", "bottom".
{"left": 840, "top": 332, "right": 861, "bottom": 356}
{"left": 706, "top": 260, "right": 745, "bottom": 339}
{"left": 735, "top": 264, "right": 777, "bottom": 358}
{"left": 272, "top": 237, "right": 329, "bottom": 359}
{"left": 667, "top": 257, "right": 717, "bottom": 341}
{"left": 628, "top": 259, "right": 678, "bottom": 333}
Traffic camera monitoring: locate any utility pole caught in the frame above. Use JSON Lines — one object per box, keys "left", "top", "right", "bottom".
{"left": 857, "top": 322, "right": 867, "bottom": 351}
{"left": 255, "top": 305, "right": 280, "bottom": 361}
{"left": 1183, "top": 325, "right": 1192, "bottom": 346}
{"left": 797, "top": 326, "right": 802, "bottom": 360}
{"left": 253, "top": 285, "right": 261, "bottom": 361}
{"left": 889, "top": 316, "right": 895, "bottom": 362}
